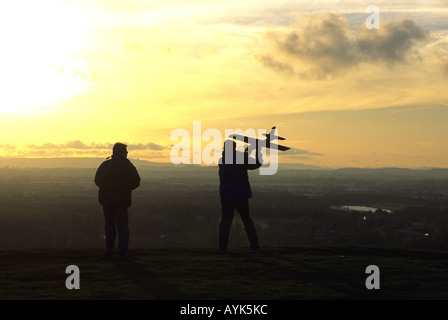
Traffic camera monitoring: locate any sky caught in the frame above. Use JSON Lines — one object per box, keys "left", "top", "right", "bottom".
{"left": 0, "top": 0, "right": 447, "bottom": 168}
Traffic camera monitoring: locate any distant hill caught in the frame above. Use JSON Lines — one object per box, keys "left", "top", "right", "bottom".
{"left": 1, "top": 157, "right": 447, "bottom": 173}
{"left": 0, "top": 157, "right": 168, "bottom": 169}
{"left": 1, "top": 246, "right": 447, "bottom": 301}
{"left": 0, "top": 157, "right": 325, "bottom": 170}
{"left": 330, "top": 166, "right": 448, "bottom": 179}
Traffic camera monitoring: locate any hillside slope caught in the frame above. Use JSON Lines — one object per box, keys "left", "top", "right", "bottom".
{"left": 1, "top": 246, "right": 447, "bottom": 300}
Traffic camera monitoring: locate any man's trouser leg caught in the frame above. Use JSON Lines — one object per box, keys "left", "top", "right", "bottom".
{"left": 103, "top": 206, "right": 129, "bottom": 258}
{"left": 219, "top": 202, "right": 234, "bottom": 251}
{"left": 103, "top": 206, "right": 117, "bottom": 255}
{"left": 116, "top": 208, "right": 130, "bottom": 259}
{"left": 235, "top": 200, "right": 259, "bottom": 249}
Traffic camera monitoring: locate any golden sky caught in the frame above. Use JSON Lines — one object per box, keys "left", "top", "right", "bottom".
{"left": 0, "top": 0, "right": 447, "bottom": 168}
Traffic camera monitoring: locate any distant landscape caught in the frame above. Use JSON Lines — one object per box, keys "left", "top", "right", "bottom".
{"left": 1, "top": 157, "right": 447, "bottom": 252}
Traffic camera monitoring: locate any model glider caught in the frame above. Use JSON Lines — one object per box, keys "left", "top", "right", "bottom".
{"left": 229, "top": 126, "right": 290, "bottom": 152}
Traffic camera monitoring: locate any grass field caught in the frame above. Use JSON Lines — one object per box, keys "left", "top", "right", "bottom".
{"left": 1, "top": 246, "right": 447, "bottom": 300}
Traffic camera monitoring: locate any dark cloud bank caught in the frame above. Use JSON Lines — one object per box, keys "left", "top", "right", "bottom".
{"left": 26, "top": 141, "right": 168, "bottom": 151}
{"left": 257, "top": 13, "right": 429, "bottom": 79}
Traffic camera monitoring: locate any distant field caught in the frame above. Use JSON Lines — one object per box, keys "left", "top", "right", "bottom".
{"left": 1, "top": 246, "right": 447, "bottom": 301}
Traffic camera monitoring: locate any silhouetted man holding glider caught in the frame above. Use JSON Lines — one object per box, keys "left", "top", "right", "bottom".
{"left": 95, "top": 143, "right": 140, "bottom": 260}
{"left": 218, "top": 140, "right": 263, "bottom": 252}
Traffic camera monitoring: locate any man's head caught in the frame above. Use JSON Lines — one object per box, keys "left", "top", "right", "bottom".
{"left": 113, "top": 143, "right": 128, "bottom": 158}
{"left": 223, "top": 139, "right": 237, "bottom": 152}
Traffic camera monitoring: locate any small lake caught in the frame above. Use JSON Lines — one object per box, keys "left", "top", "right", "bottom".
{"left": 333, "top": 206, "right": 392, "bottom": 213}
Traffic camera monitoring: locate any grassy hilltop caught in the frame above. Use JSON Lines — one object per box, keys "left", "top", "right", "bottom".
{"left": 1, "top": 246, "right": 447, "bottom": 300}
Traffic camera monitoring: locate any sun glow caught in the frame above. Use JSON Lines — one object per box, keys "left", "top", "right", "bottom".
{"left": 0, "top": 1, "right": 91, "bottom": 114}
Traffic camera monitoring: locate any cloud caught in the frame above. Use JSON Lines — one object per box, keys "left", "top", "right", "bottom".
{"left": 127, "top": 142, "right": 169, "bottom": 151}
{"left": 286, "top": 148, "right": 323, "bottom": 156}
{"left": 256, "top": 54, "right": 294, "bottom": 75}
{"left": 27, "top": 141, "right": 112, "bottom": 150}
{"left": 0, "top": 144, "right": 16, "bottom": 150}
{"left": 12, "top": 141, "right": 171, "bottom": 161}
{"left": 356, "top": 19, "right": 428, "bottom": 64}
{"left": 443, "top": 60, "right": 448, "bottom": 76}
{"left": 258, "top": 13, "right": 429, "bottom": 79}
{"left": 26, "top": 141, "right": 168, "bottom": 151}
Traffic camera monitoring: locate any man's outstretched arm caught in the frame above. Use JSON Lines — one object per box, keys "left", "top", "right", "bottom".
{"left": 243, "top": 148, "right": 263, "bottom": 170}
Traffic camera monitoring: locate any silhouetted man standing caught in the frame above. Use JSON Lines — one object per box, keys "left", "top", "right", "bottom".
{"left": 95, "top": 143, "right": 140, "bottom": 260}
{"left": 218, "top": 140, "right": 263, "bottom": 252}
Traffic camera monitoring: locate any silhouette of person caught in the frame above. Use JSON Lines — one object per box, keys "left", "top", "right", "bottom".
{"left": 94, "top": 143, "right": 140, "bottom": 260}
{"left": 218, "top": 140, "right": 263, "bottom": 252}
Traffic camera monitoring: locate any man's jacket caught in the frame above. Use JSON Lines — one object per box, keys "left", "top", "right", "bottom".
{"left": 95, "top": 156, "right": 141, "bottom": 208}
{"left": 218, "top": 150, "right": 262, "bottom": 204}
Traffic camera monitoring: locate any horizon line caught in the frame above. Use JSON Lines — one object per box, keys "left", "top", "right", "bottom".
{"left": 0, "top": 156, "right": 447, "bottom": 171}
